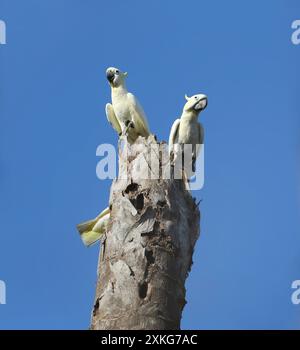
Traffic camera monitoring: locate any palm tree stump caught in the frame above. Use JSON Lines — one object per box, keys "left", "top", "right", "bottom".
{"left": 90, "top": 136, "right": 200, "bottom": 330}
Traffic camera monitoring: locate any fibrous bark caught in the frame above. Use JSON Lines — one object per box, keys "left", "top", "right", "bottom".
{"left": 90, "top": 136, "right": 200, "bottom": 330}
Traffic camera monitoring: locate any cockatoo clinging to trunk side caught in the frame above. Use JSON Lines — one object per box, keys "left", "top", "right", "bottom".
{"left": 169, "top": 93, "right": 208, "bottom": 178}
{"left": 105, "top": 67, "right": 151, "bottom": 144}
{"left": 77, "top": 207, "right": 110, "bottom": 247}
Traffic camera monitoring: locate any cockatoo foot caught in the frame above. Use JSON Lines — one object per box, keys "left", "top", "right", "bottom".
{"left": 192, "top": 158, "right": 196, "bottom": 173}
{"left": 123, "top": 121, "right": 135, "bottom": 136}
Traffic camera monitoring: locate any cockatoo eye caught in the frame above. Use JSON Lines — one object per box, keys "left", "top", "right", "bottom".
{"left": 116, "top": 70, "right": 119, "bottom": 74}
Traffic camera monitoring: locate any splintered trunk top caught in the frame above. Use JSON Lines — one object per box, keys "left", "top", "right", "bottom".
{"left": 91, "top": 136, "right": 200, "bottom": 330}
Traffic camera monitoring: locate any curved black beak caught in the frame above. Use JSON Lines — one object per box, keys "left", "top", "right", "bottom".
{"left": 106, "top": 71, "right": 115, "bottom": 83}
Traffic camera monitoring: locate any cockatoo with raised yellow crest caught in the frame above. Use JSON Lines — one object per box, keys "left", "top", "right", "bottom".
{"left": 169, "top": 93, "right": 208, "bottom": 178}
{"left": 105, "top": 67, "right": 151, "bottom": 144}
{"left": 77, "top": 207, "right": 110, "bottom": 247}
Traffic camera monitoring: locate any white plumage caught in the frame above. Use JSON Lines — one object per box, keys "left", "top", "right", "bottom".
{"left": 169, "top": 93, "right": 207, "bottom": 178}
{"left": 105, "top": 67, "right": 150, "bottom": 144}
{"left": 77, "top": 207, "right": 110, "bottom": 247}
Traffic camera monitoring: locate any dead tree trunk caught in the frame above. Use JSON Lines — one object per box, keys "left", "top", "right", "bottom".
{"left": 90, "top": 136, "right": 200, "bottom": 330}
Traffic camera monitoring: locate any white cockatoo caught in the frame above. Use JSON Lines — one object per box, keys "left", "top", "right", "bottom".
{"left": 105, "top": 67, "right": 151, "bottom": 144}
{"left": 169, "top": 93, "right": 208, "bottom": 178}
{"left": 77, "top": 207, "right": 110, "bottom": 247}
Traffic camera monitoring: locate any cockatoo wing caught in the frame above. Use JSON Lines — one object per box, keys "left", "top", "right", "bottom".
{"left": 77, "top": 207, "right": 110, "bottom": 247}
{"left": 168, "top": 119, "right": 181, "bottom": 155}
{"left": 195, "top": 123, "right": 204, "bottom": 158}
{"left": 127, "top": 93, "right": 150, "bottom": 137}
{"left": 106, "top": 103, "right": 122, "bottom": 135}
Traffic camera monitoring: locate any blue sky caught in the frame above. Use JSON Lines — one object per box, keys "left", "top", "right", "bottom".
{"left": 0, "top": 0, "right": 300, "bottom": 329}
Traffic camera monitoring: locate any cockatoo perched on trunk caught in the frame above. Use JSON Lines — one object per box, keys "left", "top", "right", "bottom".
{"left": 169, "top": 93, "right": 208, "bottom": 178}
{"left": 105, "top": 67, "right": 151, "bottom": 144}
{"left": 77, "top": 207, "right": 110, "bottom": 247}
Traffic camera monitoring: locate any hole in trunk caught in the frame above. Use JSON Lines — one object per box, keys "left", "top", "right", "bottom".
{"left": 93, "top": 298, "right": 100, "bottom": 316}
{"left": 145, "top": 249, "right": 155, "bottom": 264}
{"left": 125, "top": 183, "right": 139, "bottom": 193}
{"left": 135, "top": 193, "right": 144, "bottom": 211}
{"left": 138, "top": 281, "right": 148, "bottom": 299}
{"left": 130, "top": 193, "right": 144, "bottom": 212}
